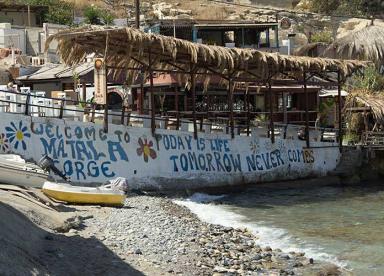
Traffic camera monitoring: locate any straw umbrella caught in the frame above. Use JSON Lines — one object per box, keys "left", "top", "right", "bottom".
{"left": 322, "top": 24, "right": 384, "bottom": 68}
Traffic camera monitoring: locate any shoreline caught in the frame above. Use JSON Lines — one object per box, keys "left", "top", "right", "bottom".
{"left": 1, "top": 188, "right": 348, "bottom": 276}
{"left": 67, "top": 194, "right": 346, "bottom": 275}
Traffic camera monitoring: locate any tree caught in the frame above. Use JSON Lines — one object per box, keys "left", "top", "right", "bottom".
{"left": 84, "top": 5, "right": 115, "bottom": 25}
{"left": 361, "top": 0, "right": 384, "bottom": 18}
{"left": 308, "top": 0, "right": 384, "bottom": 17}
{"left": 23, "top": 0, "right": 74, "bottom": 25}
{"left": 84, "top": 5, "right": 102, "bottom": 25}
{"left": 309, "top": 0, "right": 341, "bottom": 14}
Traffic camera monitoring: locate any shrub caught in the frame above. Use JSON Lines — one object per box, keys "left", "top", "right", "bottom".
{"left": 24, "top": 0, "right": 74, "bottom": 25}
{"left": 84, "top": 5, "right": 115, "bottom": 25}
{"left": 311, "top": 31, "right": 333, "bottom": 43}
{"left": 349, "top": 66, "right": 384, "bottom": 92}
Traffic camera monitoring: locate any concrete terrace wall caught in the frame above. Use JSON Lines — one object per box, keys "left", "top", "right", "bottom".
{"left": 0, "top": 113, "right": 340, "bottom": 190}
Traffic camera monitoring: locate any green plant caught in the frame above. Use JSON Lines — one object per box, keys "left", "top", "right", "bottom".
{"left": 83, "top": 5, "right": 115, "bottom": 25}
{"left": 101, "top": 10, "right": 115, "bottom": 25}
{"left": 24, "top": 0, "right": 74, "bottom": 25}
{"left": 311, "top": 31, "right": 333, "bottom": 43}
{"left": 84, "top": 5, "right": 102, "bottom": 25}
{"left": 309, "top": 0, "right": 341, "bottom": 14}
{"left": 343, "top": 132, "right": 360, "bottom": 145}
{"left": 318, "top": 98, "right": 335, "bottom": 127}
{"left": 253, "top": 114, "right": 268, "bottom": 125}
{"left": 349, "top": 66, "right": 384, "bottom": 92}
{"left": 308, "top": 0, "right": 383, "bottom": 17}
{"left": 296, "top": 24, "right": 305, "bottom": 33}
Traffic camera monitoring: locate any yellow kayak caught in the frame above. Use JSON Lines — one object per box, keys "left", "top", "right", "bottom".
{"left": 42, "top": 182, "right": 126, "bottom": 207}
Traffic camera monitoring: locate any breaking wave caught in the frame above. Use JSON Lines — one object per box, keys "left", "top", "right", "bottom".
{"left": 174, "top": 193, "right": 349, "bottom": 270}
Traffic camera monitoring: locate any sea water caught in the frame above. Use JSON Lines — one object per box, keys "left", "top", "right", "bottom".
{"left": 175, "top": 184, "right": 384, "bottom": 275}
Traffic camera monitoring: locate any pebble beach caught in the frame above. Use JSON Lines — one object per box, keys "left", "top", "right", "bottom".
{"left": 72, "top": 194, "right": 344, "bottom": 275}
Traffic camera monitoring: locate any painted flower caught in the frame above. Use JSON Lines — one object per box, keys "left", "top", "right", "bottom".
{"left": 136, "top": 137, "right": 157, "bottom": 162}
{"left": 6, "top": 121, "right": 31, "bottom": 150}
{"left": 0, "top": 133, "right": 9, "bottom": 152}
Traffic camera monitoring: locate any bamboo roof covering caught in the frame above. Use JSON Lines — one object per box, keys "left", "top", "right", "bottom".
{"left": 323, "top": 24, "right": 384, "bottom": 67}
{"left": 356, "top": 95, "right": 384, "bottom": 126}
{"left": 294, "top": 42, "right": 328, "bottom": 57}
{"left": 46, "top": 26, "right": 368, "bottom": 81}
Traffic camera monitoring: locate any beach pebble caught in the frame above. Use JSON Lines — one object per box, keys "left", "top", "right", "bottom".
{"left": 77, "top": 195, "right": 335, "bottom": 275}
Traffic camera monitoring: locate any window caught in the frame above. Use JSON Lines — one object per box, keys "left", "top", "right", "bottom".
{"left": 278, "top": 93, "right": 293, "bottom": 111}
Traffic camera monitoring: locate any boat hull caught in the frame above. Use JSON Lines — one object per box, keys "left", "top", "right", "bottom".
{"left": 0, "top": 155, "right": 47, "bottom": 187}
{"left": 0, "top": 113, "right": 341, "bottom": 191}
{"left": 42, "top": 182, "right": 125, "bottom": 206}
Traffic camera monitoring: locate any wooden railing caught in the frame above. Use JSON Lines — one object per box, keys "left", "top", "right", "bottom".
{"left": 0, "top": 89, "right": 340, "bottom": 145}
{"left": 362, "top": 132, "right": 384, "bottom": 148}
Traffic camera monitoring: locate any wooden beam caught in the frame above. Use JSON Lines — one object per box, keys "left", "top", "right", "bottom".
{"left": 268, "top": 80, "right": 275, "bottom": 144}
{"left": 228, "top": 76, "right": 234, "bottom": 139}
{"left": 304, "top": 71, "right": 310, "bottom": 148}
{"left": 175, "top": 86, "right": 179, "bottom": 130}
{"left": 103, "top": 66, "right": 109, "bottom": 133}
{"left": 149, "top": 53, "right": 156, "bottom": 136}
{"left": 191, "top": 68, "right": 197, "bottom": 139}
{"left": 337, "top": 70, "right": 343, "bottom": 152}
{"left": 246, "top": 85, "right": 250, "bottom": 136}
{"left": 345, "top": 107, "right": 371, "bottom": 112}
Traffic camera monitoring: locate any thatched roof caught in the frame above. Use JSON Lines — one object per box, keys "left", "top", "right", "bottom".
{"left": 294, "top": 42, "right": 328, "bottom": 57}
{"left": 46, "top": 26, "right": 368, "bottom": 81}
{"left": 345, "top": 91, "right": 384, "bottom": 126}
{"left": 323, "top": 24, "right": 384, "bottom": 67}
{"left": 356, "top": 95, "right": 384, "bottom": 125}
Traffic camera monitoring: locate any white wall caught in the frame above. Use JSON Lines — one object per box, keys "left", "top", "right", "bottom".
{"left": 0, "top": 113, "right": 341, "bottom": 190}
{"left": 0, "top": 27, "right": 26, "bottom": 54}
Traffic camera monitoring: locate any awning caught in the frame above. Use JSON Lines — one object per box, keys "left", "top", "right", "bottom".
{"left": 319, "top": 89, "right": 348, "bottom": 97}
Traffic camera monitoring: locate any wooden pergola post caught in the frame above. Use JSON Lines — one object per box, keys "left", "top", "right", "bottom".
{"left": 82, "top": 82, "right": 87, "bottom": 101}
{"left": 190, "top": 67, "right": 197, "bottom": 139}
{"left": 103, "top": 66, "right": 109, "bottom": 133}
{"left": 139, "top": 68, "right": 144, "bottom": 115}
{"left": 268, "top": 80, "right": 275, "bottom": 144}
{"left": 246, "top": 85, "right": 250, "bottom": 136}
{"left": 148, "top": 53, "right": 156, "bottom": 136}
{"left": 175, "top": 86, "right": 179, "bottom": 130}
{"left": 228, "top": 76, "right": 235, "bottom": 139}
{"left": 304, "top": 71, "right": 310, "bottom": 148}
{"left": 337, "top": 70, "right": 343, "bottom": 152}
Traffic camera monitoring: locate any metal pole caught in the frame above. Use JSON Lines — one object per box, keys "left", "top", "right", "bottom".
{"left": 24, "top": 93, "right": 30, "bottom": 116}
{"left": 135, "top": 0, "right": 140, "bottom": 29}
{"left": 304, "top": 71, "right": 310, "bottom": 148}
{"left": 173, "top": 19, "right": 176, "bottom": 38}
{"left": 337, "top": 70, "right": 343, "bottom": 152}
{"left": 103, "top": 103, "right": 108, "bottom": 133}
{"left": 59, "top": 100, "right": 64, "bottom": 119}
{"left": 283, "top": 92, "right": 287, "bottom": 124}
{"left": 269, "top": 81, "right": 275, "bottom": 144}
{"left": 121, "top": 106, "right": 125, "bottom": 125}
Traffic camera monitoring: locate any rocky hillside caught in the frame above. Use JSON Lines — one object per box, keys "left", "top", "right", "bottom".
{"left": 71, "top": 0, "right": 383, "bottom": 49}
